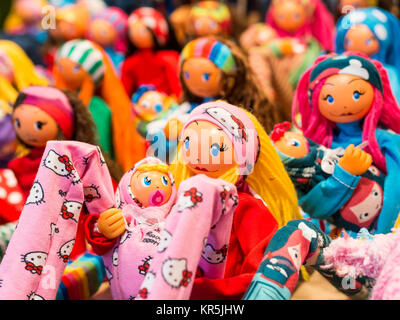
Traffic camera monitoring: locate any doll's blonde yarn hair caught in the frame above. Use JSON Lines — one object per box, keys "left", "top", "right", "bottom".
{"left": 0, "top": 40, "right": 48, "bottom": 104}
{"left": 136, "top": 163, "right": 170, "bottom": 175}
{"left": 170, "top": 108, "right": 301, "bottom": 228}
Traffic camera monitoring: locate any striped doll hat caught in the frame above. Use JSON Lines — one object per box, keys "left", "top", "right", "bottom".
{"left": 180, "top": 37, "right": 237, "bottom": 73}
{"left": 57, "top": 39, "right": 105, "bottom": 84}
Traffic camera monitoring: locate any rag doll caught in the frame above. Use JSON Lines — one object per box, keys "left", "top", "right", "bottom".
{"left": 121, "top": 7, "right": 182, "bottom": 99}
{"left": 54, "top": 39, "right": 146, "bottom": 171}
{"left": 87, "top": 6, "right": 128, "bottom": 72}
{"left": 293, "top": 52, "right": 400, "bottom": 234}
{"left": 156, "top": 101, "right": 301, "bottom": 299}
{"left": 335, "top": 7, "right": 400, "bottom": 102}
{"left": 146, "top": 36, "right": 280, "bottom": 163}
{"left": 271, "top": 121, "right": 385, "bottom": 236}
{"left": 239, "top": 0, "right": 334, "bottom": 115}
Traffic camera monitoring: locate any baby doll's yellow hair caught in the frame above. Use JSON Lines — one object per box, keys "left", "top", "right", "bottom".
{"left": 136, "top": 163, "right": 170, "bottom": 175}
{"left": 170, "top": 108, "right": 301, "bottom": 228}
{"left": 0, "top": 40, "right": 48, "bottom": 104}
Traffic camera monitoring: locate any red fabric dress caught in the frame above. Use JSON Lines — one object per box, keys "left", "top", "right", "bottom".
{"left": 84, "top": 191, "right": 278, "bottom": 300}
{"left": 121, "top": 49, "right": 182, "bottom": 98}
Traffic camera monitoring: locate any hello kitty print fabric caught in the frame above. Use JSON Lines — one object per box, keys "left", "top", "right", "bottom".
{"left": 0, "top": 141, "right": 115, "bottom": 300}
{"left": 136, "top": 174, "right": 239, "bottom": 300}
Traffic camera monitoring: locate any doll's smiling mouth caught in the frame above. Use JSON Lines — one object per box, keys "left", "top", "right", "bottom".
{"left": 194, "top": 166, "right": 218, "bottom": 172}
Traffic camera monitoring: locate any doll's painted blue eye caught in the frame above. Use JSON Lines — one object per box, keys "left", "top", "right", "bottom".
{"left": 142, "top": 176, "right": 152, "bottom": 186}
{"left": 184, "top": 136, "right": 190, "bottom": 150}
{"left": 184, "top": 71, "right": 190, "bottom": 79}
{"left": 73, "top": 65, "right": 80, "bottom": 72}
{"left": 326, "top": 95, "right": 334, "bottom": 104}
{"left": 202, "top": 73, "right": 210, "bottom": 82}
{"left": 34, "top": 121, "right": 44, "bottom": 130}
{"left": 353, "top": 91, "right": 361, "bottom": 101}
{"left": 365, "top": 38, "right": 372, "bottom": 46}
{"left": 210, "top": 143, "right": 220, "bottom": 157}
{"left": 15, "top": 118, "right": 21, "bottom": 129}
{"left": 154, "top": 103, "right": 162, "bottom": 113}
{"left": 161, "top": 176, "right": 168, "bottom": 186}
{"left": 289, "top": 139, "right": 300, "bottom": 147}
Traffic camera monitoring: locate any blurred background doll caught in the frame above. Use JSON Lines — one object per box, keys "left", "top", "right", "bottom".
{"left": 54, "top": 39, "right": 146, "bottom": 171}
{"left": 131, "top": 84, "right": 178, "bottom": 140}
{"left": 121, "top": 7, "right": 182, "bottom": 99}
{"left": 186, "top": 1, "right": 233, "bottom": 41}
{"left": 166, "top": 101, "right": 301, "bottom": 299}
{"left": 240, "top": 0, "right": 334, "bottom": 117}
{"left": 87, "top": 6, "right": 129, "bottom": 73}
{"left": 0, "top": 40, "right": 49, "bottom": 106}
{"left": 335, "top": 7, "right": 400, "bottom": 103}
{"left": 145, "top": 36, "right": 281, "bottom": 163}
{"left": 3, "top": 0, "right": 48, "bottom": 44}
{"left": 292, "top": 52, "right": 400, "bottom": 235}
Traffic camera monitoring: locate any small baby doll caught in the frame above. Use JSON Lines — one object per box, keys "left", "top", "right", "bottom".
{"left": 271, "top": 121, "right": 385, "bottom": 235}
{"left": 131, "top": 85, "right": 178, "bottom": 139}
{"left": 84, "top": 157, "right": 177, "bottom": 300}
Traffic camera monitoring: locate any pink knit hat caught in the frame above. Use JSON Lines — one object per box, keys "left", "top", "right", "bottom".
{"left": 181, "top": 101, "right": 259, "bottom": 177}
{"left": 20, "top": 86, "right": 74, "bottom": 140}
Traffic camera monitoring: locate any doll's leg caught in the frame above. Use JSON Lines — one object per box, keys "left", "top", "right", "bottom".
{"left": 0, "top": 141, "right": 114, "bottom": 300}
{"left": 138, "top": 175, "right": 238, "bottom": 300}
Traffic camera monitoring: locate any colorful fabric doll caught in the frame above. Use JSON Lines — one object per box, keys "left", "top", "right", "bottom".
{"left": 0, "top": 40, "right": 49, "bottom": 105}
{"left": 0, "top": 140, "right": 115, "bottom": 300}
{"left": 292, "top": 52, "right": 400, "bottom": 235}
{"left": 322, "top": 228, "right": 400, "bottom": 300}
{"left": 131, "top": 84, "right": 178, "bottom": 139}
{"left": 87, "top": 6, "right": 129, "bottom": 73}
{"left": 3, "top": 0, "right": 48, "bottom": 44}
{"left": 121, "top": 7, "right": 182, "bottom": 99}
{"left": 186, "top": 1, "right": 233, "bottom": 40}
{"left": 270, "top": 121, "right": 386, "bottom": 236}
{"left": 159, "top": 101, "right": 301, "bottom": 300}
{"left": 239, "top": 0, "right": 334, "bottom": 114}
{"left": 335, "top": 7, "right": 400, "bottom": 102}
{"left": 54, "top": 39, "right": 146, "bottom": 170}
{"left": 84, "top": 157, "right": 180, "bottom": 299}
{"left": 55, "top": 3, "right": 91, "bottom": 42}
{"left": 148, "top": 37, "right": 280, "bottom": 163}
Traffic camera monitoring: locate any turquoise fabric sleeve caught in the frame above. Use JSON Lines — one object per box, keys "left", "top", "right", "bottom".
{"left": 299, "top": 164, "right": 361, "bottom": 219}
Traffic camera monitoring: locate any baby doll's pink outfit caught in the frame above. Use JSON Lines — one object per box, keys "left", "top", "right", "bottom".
{"left": 0, "top": 141, "right": 115, "bottom": 300}
{"left": 100, "top": 157, "right": 178, "bottom": 300}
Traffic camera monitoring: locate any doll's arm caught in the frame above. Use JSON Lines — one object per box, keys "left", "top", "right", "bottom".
{"left": 189, "top": 193, "right": 278, "bottom": 300}
{"left": 243, "top": 219, "right": 329, "bottom": 300}
{"left": 299, "top": 164, "right": 361, "bottom": 219}
{"left": 84, "top": 214, "right": 117, "bottom": 256}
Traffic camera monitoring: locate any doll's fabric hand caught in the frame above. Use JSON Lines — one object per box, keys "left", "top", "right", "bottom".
{"left": 164, "top": 118, "right": 183, "bottom": 140}
{"left": 338, "top": 144, "right": 372, "bottom": 176}
{"left": 98, "top": 208, "right": 126, "bottom": 240}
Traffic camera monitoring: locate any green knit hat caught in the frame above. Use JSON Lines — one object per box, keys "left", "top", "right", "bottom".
{"left": 57, "top": 39, "right": 105, "bottom": 84}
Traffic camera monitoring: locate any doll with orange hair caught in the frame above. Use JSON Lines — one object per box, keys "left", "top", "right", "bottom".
{"left": 53, "top": 39, "right": 146, "bottom": 171}
{"left": 121, "top": 7, "right": 182, "bottom": 99}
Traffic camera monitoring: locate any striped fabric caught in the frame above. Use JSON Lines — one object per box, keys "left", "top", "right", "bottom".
{"left": 57, "top": 40, "right": 105, "bottom": 84}
{"left": 180, "top": 38, "right": 237, "bottom": 72}
{"left": 56, "top": 251, "right": 106, "bottom": 300}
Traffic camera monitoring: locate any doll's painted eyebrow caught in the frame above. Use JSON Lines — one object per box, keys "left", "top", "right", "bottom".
{"left": 348, "top": 78, "right": 365, "bottom": 84}
{"left": 324, "top": 82, "right": 335, "bottom": 86}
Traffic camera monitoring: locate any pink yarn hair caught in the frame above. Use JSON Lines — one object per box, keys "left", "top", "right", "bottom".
{"left": 292, "top": 52, "right": 400, "bottom": 174}
{"left": 265, "top": 0, "right": 334, "bottom": 51}
{"left": 322, "top": 230, "right": 400, "bottom": 299}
